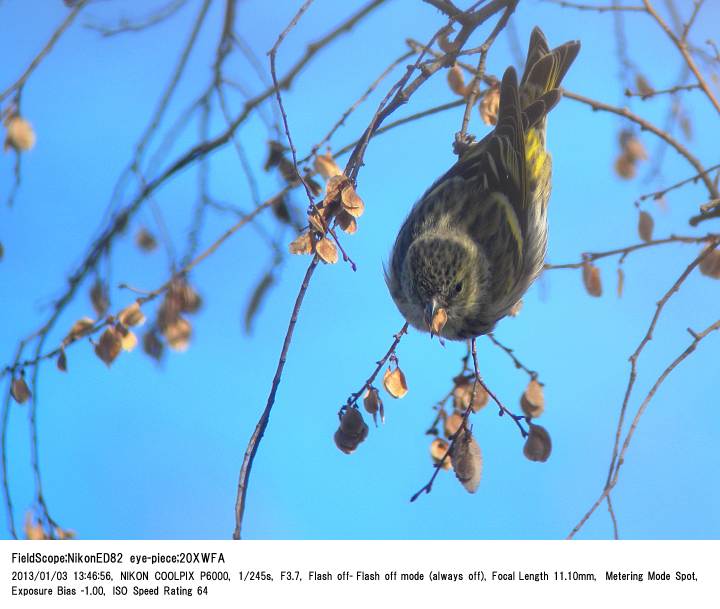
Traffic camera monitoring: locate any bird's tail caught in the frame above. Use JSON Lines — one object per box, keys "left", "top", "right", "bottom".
{"left": 519, "top": 27, "right": 580, "bottom": 128}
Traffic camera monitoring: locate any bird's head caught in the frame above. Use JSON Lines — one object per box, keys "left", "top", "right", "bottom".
{"left": 400, "top": 234, "right": 486, "bottom": 339}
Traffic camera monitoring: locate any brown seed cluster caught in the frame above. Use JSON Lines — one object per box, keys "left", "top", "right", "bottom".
{"left": 614, "top": 129, "right": 648, "bottom": 180}
{"left": 154, "top": 278, "right": 202, "bottom": 353}
{"left": 264, "top": 140, "right": 320, "bottom": 194}
{"left": 289, "top": 158, "right": 365, "bottom": 265}
{"left": 452, "top": 374, "right": 489, "bottom": 413}
{"left": 335, "top": 359, "right": 409, "bottom": 455}
{"left": 334, "top": 408, "right": 369, "bottom": 454}
{"left": 3, "top": 114, "right": 36, "bottom": 152}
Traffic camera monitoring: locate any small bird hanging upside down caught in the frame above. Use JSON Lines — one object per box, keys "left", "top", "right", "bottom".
{"left": 386, "top": 27, "right": 580, "bottom": 340}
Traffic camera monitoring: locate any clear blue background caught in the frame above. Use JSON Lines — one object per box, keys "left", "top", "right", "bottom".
{"left": 1, "top": 0, "right": 719, "bottom": 539}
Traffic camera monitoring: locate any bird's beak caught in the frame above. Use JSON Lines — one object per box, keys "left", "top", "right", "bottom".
{"left": 424, "top": 298, "right": 447, "bottom": 337}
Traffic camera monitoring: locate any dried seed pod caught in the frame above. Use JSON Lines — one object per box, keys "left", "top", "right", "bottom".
{"left": 430, "top": 438, "right": 452, "bottom": 470}
{"left": 171, "top": 281, "right": 202, "bottom": 314}
{"left": 157, "top": 296, "right": 181, "bottom": 333}
{"left": 57, "top": 349, "right": 68, "bottom": 373}
{"left": 24, "top": 513, "right": 47, "bottom": 540}
{"left": 340, "top": 407, "right": 368, "bottom": 437}
{"left": 479, "top": 86, "right": 500, "bottom": 126}
{"left": 383, "top": 366, "right": 408, "bottom": 399}
{"left": 613, "top": 152, "right": 636, "bottom": 179}
{"left": 363, "top": 387, "right": 384, "bottom": 425}
{"left": 334, "top": 408, "right": 369, "bottom": 454}
{"left": 315, "top": 237, "right": 338, "bottom": 264}
{"left": 429, "top": 307, "right": 448, "bottom": 335}
{"left": 271, "top": 194, "right": 294, "bottom": 226}
{"left": 0, "top": 242, "right": 4, "bottom": 261}
{"left": 164, "top": 317, "right": 191, "bottom": 352}
{"left": 90, "top": 279, "right": 110, "bottom": 318}
{"left": 452, "top": 376, "right": 488, "bottom": 413}
{"left": 118, "top": 302, "right": 146, "bottom": 327}
{"left": 65, "top": 317, "right": 95, "bottom": 343}
{"left": 680, "top": 114, "right": 692, "bottom": 140}
{"left": 638, "top": 210, "right": 654, "bottom": 242}
{"left": 95, "top": 327, "right": 122, "bottom": 366}
{"left": 244, "top": 272, "right": 275, "bottom": 334}
{"left": 336, "top": 210, "right": 357, "bottom": 234}
{"left": 4, "top": 115, "right": 36, "bottom": 151}
{"left": 11, "top": 376, "right": 31, "bottom": 404}
{"left": 623, "top": 135, "right": 648, "bottom": 162}
{"left": 142, "top": 329, "right": 164, "bottom": 361}
{"left": 520, "top": 379, "right": 545, "bottom": 419}
{"left": 314, "top": 152, "right": 342, "bottom": 179}
{"left": 278, "top": 157, "right": 300, "bottom": 185}
{"left": 699, "top": 247, "right": 720, "bottom": 279}
{"left": 334, "top": 429, "right": 357, "bottom": 454}
{"left": 304, "top": 172, "right": 322, "bottom": 197}
{"left": 523, "top": 423, "right": 552, "bottom": 462}
{"left": 634, "top": 73, "right": 653, "bottom": 97}
{"left": 617, "top": 267, "right": 625, "bottom": 298}
{"left": 324, "top": 174, "right": 347, "bottom": 201}
{"left": 135, "top": 228, "right": 157, "bottom": 252}
{"left": 289, "top": 231, "right": 313, "bottom": 255}
{"left": 447, "top": 64, "right": 467, "bottom": 97}
{"left": 450, "top": 427, "right": 482, "bottom": 493}
{"left": 53, "top": 526, "right": 76, "bottom": 540}
{"left": 444, "top": 411, "right": 464, "bottom": 438}
{"left": 264, "top": 140, "right": 287, "bottom": 171}
{"left": 119, "top": 329, "right": 137, "bottom": 352}
{"left": 340, "top": 185, "right": 365, "bottom": 218}
{"left": 582, "top": 262, "right": 602, "bottom": 297}
{"left": 308, "top": 209, "right": 327, "bottom": 233}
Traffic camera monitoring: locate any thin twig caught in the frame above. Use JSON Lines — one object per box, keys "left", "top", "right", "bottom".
{"left": 544, "top": 234, "right": 719, "bottom": 269}
{"left": 487, "top": 333, "right": 540, "bottom": 381}
{"left": 457, "top": 1, "right": 517, "bottom": 141}
{"left": 470, "top": 337, "right": 527, "bottom": 438}
{"left": 85, "top": 0, "right": 189, "bottom": 37}
{"left": 625, "top": 82, "right": 701, "bottom": 99}
{"left": 636, "top": 162, "right": 720, "bottom": 203}
{"left": 0, "top": 1, "right": 87, "bottom": 104}
{"left": 233, "top": 258, "right": 318, "bottom": 539}
{"left": 343, "top": 323, "right": 409, "bottom": 409}
{"left": 544, "top": 0, "right": 645, "bottom": 11}
{"left": 568, "top": 315, "right": 720, "bottom": 538}
{"left": 642, "top": 0, "right": 720, "bottom": 114}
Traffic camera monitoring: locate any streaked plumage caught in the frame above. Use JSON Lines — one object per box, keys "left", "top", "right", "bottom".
{"left": 387, "top": 27, "right": 580, "bottom": 340}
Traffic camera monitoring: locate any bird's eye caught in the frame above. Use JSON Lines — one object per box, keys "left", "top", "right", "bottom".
{"left": 454, "top": 282, "right": 463, "bottom": 293}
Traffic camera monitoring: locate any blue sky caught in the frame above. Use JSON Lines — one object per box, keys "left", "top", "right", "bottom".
{"left": 1, "top": 0, "right": 719, "bottom": 539}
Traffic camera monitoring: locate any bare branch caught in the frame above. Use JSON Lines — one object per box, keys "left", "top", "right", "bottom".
{"left": 642, "top": 0, "right": 720, "bottom": 114}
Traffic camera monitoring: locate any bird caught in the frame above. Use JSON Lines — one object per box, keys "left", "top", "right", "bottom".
{"left": 386, "top": 27, "right": 580, "bottom": 340}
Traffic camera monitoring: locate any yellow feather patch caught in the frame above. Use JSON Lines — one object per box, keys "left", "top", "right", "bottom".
{"left": 525, "top": 129, "right": 547, "bottom": 183}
